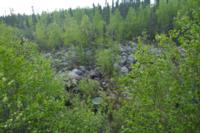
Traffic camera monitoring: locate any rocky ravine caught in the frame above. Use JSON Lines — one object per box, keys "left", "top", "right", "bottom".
{"left": 44, "top": 41, "right": 137, "bottom": 83}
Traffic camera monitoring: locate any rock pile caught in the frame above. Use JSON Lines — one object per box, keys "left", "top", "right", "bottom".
{"left": 43, "top": 42, "right": 138, "bottom": 89}
{"left": 119, "top": 41, "right": 137, "bottom": 74}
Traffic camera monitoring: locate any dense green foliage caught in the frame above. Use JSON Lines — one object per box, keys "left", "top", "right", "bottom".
{"left": 114, "top": 1, "right": 200, "bottom": 132}
{"left": 0, "top": 0, "right": 199, "bottom": 132}
{"left": 0, "top": 24, "right": 63, "bottom": 131}
{"left": 0, "top": 24, "right": 103, "bottom": 132}
{"left": 96, "top": 48, "right": 119, "bottom": 78}
{"left": 0, "top": 0, "right": 193, "bottom": 68}
{"left": 0, "top": 0, "right": 190, "bottom": 45}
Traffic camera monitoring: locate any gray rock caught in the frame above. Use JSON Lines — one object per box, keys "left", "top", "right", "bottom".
{"left": 44, "top": 53, "right": 51, "bottom": 58}
{"left": 72, "top": 69, "right": 83, "bottom": 76}
{"left": 127, "top": 55, "right": 134, "bottom": 64}
{"left": 68, "top": 71, "right": 82, "bottom": 80}
{"left": 120, "top": 56, "right": 127, "bottom": 66}
{"left": 60, "top": 62, "right": 68, "bottom": 67}
{"left": 121, "top": 52, "right": 128, "bottom": 56}
{"left": 178, "top": 46, "right": 186, "bottom": 57}
{"left": 127, "top": 41, "right": 132, "bottom": 46}
{"left": 132, "top": 42, "right": 137, "bottom": 47}
{"left": 79, "top": 66, "right": 86, "bottom": 72}
{"left": 92, "top": 97, "right": 104, "bottom": 105}
{"left": 120, "top": 46, "right": 126, "bottom": 52}
{"left": 62, "top": 67, "right": 68, "bottom": 72}
{"left": 54, "top": 58, "right": 61, "bottom": 63}
{"left": 68, "top": 69, "right": 83, "bottom": 80}
{"left": 55, "top": 51, "right": 64, "bottom": 56}
{"left": 126, "top": 46, "right": 133, "bottom": 52}
{"left": 89, "top": 70, "right": 101, "bottom": 79}
{"left": 85, "top": 50, "right": 92, "bottom": 56}
{"left": 101, "top": 81, "right": 109, "bottom": 88}
{"left": 121, "top": 66, "right": 129, "bottom": 74}
{"left": 89, "top": 70, "right": 96, "bottom": 76}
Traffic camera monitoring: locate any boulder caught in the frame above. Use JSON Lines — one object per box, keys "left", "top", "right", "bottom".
{"left": 92, "top": 97, "right": 104, "bottom": 105}
{"left": 68, "top": 69, "right": 83, "bottom": 80}
{"left": 121, "top": 52, "right": 128, "bottom": 56}
{"left": 60, "top": 62, "right": 68, "bottom": 67}
{"left": 127, "top": 55, "right": 135, "bottom": 64}
{"left": 120, "top": 55, "right": 127, "bottom": 66}
{"left": 126, "top": 46, "right": 133, "bottom": 52}
{"left": 55, "top": 51, "right": 64, "bottom": 57}
{"left": 178, "top": 46, "right": 186, "bottom": 57}
{"left": 68, "top": 72, "right": 81, "bottom": 80}
{"left": 121, "top": 66, "right": 129, "bottom": 74}
{"left": 54, "top": 58, "right": 61, "bottom": 64}
{"left": 132, "top": 42, "right": 137, "bottom": 48}
{"left": 89, "top": 69, "right": 101, "bottom": 79}
{"left": 120, "top": 46, "right": 126, "bottom": 53}
{"left": 79, "top": 66, "right": 87, "bottom": 73}
{"left": 101, "top": 81, "right": 109, "bottom": 88}
{"left": 44, "top": 53, "right": 51, "bottom": 58}
{"left": 72, "top": 68, "right": 83, "bottom": 76}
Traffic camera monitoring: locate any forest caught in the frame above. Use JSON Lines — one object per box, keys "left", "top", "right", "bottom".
{"left": 0, "top": 0, "right": 200, "bottom": 132}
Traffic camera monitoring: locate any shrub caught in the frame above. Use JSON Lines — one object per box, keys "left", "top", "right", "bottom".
{"left": 115, "top": 5, "right": 200, "bottom": 132}
{"left": 96, "top": 46, "right": 119, "bottom": 78}
{"left": 0, "top": 23, "right": 104, "bottom": 132}
{"left": 78, "top": 79, "right": 100, "bottom": 97}
{"left": 0, "top": 24, "right": 66, "bottom": 132}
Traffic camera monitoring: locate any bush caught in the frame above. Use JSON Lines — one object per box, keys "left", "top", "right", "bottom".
{"left": 61, "top": 105, "right": 104, "bottom": 133}
{"left": 78, "top": 79, "right": 100, "bottom": 97}
{"left": 96, "top": 45, "right": 119, "bottom": 78}
{"left": 0, "top": 23, "right": 104, "bottom": 132}
{"left": 115, "top": 4, "right": 200, "bottom": 132}
{"left": 0, "top": 24, "right": 66, "bottom": 132}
